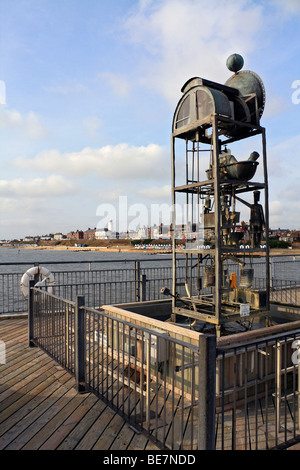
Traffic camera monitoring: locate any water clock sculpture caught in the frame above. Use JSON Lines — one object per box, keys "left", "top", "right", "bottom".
{"left": 168, "top": 54, "right": 269, "bottom": 336}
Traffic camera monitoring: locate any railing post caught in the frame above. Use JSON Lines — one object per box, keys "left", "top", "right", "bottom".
{"left": 28, "top": 279, "right": 35, "bottom": 348}
{"left": 198, "top": 333, "right": 216, "bottom": 450}
{"left": 140, "top": 274, "right": 146, "bottom": 302}
{"left": 33, "top": 262, "right": 39, "bottom": 284}
{"left": 75, "top": 295, "right": 86, "bottom": 393}
{"left": 135, "top": 261, "right": 141, "bottom": 301}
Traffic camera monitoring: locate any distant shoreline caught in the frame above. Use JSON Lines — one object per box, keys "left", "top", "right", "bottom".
{"left": 2, "top": 244, "right": 300, "bottom": 256}
{"left": 1, "top": 244, "right": 169, "bottom": 254}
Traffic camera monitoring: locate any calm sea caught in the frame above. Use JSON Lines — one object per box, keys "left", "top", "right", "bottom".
{"left": 0, "top": 247, "right": 299, "bottom": 280}
{"left": 0, "top": 247, "right": 173, "bottom": 273}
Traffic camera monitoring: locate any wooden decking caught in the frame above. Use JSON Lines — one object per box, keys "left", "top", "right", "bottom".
{"left": 0, "top": 317, "right": 159, "bottom": 451}
{"left": 2, "top": 316, "right": 300, "bottom": 451}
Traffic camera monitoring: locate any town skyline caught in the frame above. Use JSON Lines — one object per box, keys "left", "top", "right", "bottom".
{"left": 2, "top": 224, "right": 300, "bottom": 245}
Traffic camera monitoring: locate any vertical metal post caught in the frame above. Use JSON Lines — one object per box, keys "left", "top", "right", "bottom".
{"left": 298, "top": 358, "right": 300, "bottom": 431}
{"left": 146, "top": 333, "right": 151, "bottom": 426}
{"left": 140, "top": 274, "right": 146, "bottom": 302}
{"left": 28, "top": 279, "right": 35, "bottom": 347}
{"left": 75, "top": 295, "right": 86, "bottom": 393}
{"left": 33, "top": 262, "right": 39, "bottom": 284}
{"left": 66, "top": 305, "right": 70, "bottom": 369}
{"left": 262, "top": 128, "right": 270, "bottom": 311}
{"left": 276, "top": 341, "right": 281, "bottom": 435}
{"left": 270, "top": 257, "right": 273, "bottom": 291}
{"left": 198, "top": 333, "right": 216, "bottom": 450}
{"left": 135, "top": 261, "right": 141, "bottom": 302}
{"left": 212, "top": 114, "right": 222, "bottom": 327}
{"left": 171, "top": 135, "right": 176, "bottom": 322}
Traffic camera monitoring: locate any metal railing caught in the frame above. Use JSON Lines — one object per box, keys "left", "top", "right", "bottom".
{"left": 28, "top": 282, "right": 300, "bottom": 450}
{"left": 2, "top": 256, "right": 300, "bottom": 315}
{"left": 270, "top": 280, "right": 300, "bottom": 306}
{"left": 0, "top": 259, "right": 184, "bottom": 314}
{"left": 29, "top": 286, "right": 77, "bottom": 374}
{"left": 216, "top": 328, "right": 300, "bottom": 450}
{"left": 29, "top": 284, "right": 216, "bottom": 450}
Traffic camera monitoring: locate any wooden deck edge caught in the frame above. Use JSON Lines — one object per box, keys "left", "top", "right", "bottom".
{"left": 0, "top": 313, "right": 28, "bottom": 321}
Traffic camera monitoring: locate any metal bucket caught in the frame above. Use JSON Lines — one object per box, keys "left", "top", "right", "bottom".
{"left": 240, "top": 268, "right": 254, "bottom": 288}
{"left": 204, "top": 266, "right": 215, "bottom": 288}
{"left": 195, "top": 277, "right": 202, "bottom": 291}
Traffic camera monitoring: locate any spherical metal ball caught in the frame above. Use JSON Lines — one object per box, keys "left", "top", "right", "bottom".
{"left": 226, "top": 53, "right": 244, "bottom": 73}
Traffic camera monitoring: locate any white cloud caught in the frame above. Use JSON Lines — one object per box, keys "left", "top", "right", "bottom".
{"left": 99, "top": 72, "right": 131, "bottom": 98}
{"left": 270, "top": 200, "right": 283, "bottom": 216}
{"left": 95, "top": 187, "right": 126, "bottom": 202}
{"left": 0, "top": 198, "right": 20, "bottom": 213}
{"left": 279, "top": 183, "right": 300, "bottom": 201}
{"left": 272, "top": 0, "right": 300, "bottom": 14}
{"left": 269, "top": 198, "right": 300, "bottom": 230}
{"left": 124, "top": 0, "right": 264, "bottom": 104}
{"left": 263, "top": 94, "right": 287, "bottom": 118}
{"left": 23, "top": 112, "right": 49, "bottom": 139}
{"left": 44, "top": 82, "right": 88, "bottom": 95}
{"left": 0, "top": 108, "right": 48, "bottom": 139}
{"left": 267, "top": 134, "right": 300, "bottom": 179}
{"left": 15, "top": 143, "right": 170, "bottom": 180}
{"left": 0, "top": 175, "right": 75, "bottom": 198}
{"left": 0, "top": 81, "right": 6, "bottom": 105}
{"left": 83, "top": 116, "right": 102, "bottom": 137}
{"left": 0, "top": 108, "right": 22, "bottom": 127}
{"left": 138, "top": 184, "right": 171, "bottom": 200}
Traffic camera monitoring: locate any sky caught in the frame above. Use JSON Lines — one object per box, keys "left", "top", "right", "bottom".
{"left": 0, "top": 0, "right": 300, "bottom": 239}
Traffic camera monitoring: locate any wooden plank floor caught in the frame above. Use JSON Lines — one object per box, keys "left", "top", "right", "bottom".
{"left": 2, "top": 317, "right": 300, "bottom": 451}
{"left": 0, "top": 318, "right": 160, "bottom": 451}
{"left": 215, "top": 398, "right": 299, "bottom": 450}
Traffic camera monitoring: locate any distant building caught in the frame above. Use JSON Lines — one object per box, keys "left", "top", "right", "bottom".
{"left": 269, "top": 228, "right": 289, "bottom": 238}
{"left": 74, "top": 230, "right": 84, "bottom": 240}
{"left": 108, "top": 220, "right": 113, "bottom": 232}
{"left": 23, "top": 236, "right": 36, "bottom": 242}
{"left": 151, "top": 225, "right": 160, "bottom": 239}
{"left": 67, "top": 230, "right": 84, "bottom": 240}
{"left": 53, "top": 233, "right": 66, "bottom": 241}
{"left": 291, "top": 230, "right": 300, "bottom": 243}
{"left": 137, "top": 225, "right": 148, "bottom": 239}
{"left": 95, "top": 228, "right": 111, "bottom": 239}
{"left": 84, "top": 228, "right": 96, "bottom": 240}
{"left": 40, "top": 235, "right": 52, "bottom": 241}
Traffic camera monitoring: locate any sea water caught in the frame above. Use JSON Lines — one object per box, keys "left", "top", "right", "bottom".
{"left": 0, "top": 247, "right": 299, "bottom": 280}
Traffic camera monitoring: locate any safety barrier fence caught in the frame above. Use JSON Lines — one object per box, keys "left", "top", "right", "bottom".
{"left": 0, "top": 260, "right": 182, "bottom": 314}
{"left": 269, "top": 280, "right": 300, "bottom": 306}
{"left": 216, "top": 326, "right": 300, "bottom": 450}
{"left": 28, "top": 283, "right": 300, "bottom": 450}
{"left": 28, "top": 284, "right": 216, "bottom": 450}
{"left": 1, "top": 257, "right": 300, "bottom": 315}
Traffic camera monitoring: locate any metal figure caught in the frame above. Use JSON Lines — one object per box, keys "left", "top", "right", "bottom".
{"left": 235, "top": 191, "right": 265, "bottom": 248}
{"left": 249, "top": 191, "right": 265, "bottom": 248}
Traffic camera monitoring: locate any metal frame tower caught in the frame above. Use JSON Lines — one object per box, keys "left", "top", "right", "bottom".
{"left": 170, "top": 56, "right": 270, "bottom": 336}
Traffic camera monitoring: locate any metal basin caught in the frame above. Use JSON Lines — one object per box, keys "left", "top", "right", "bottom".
{"left": 225, "top": 161, "right": 258, "bottom": 181}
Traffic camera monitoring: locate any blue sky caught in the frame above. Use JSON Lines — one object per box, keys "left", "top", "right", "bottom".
{"left": 0, "top": 0, "right": 300, "bottom": 239}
